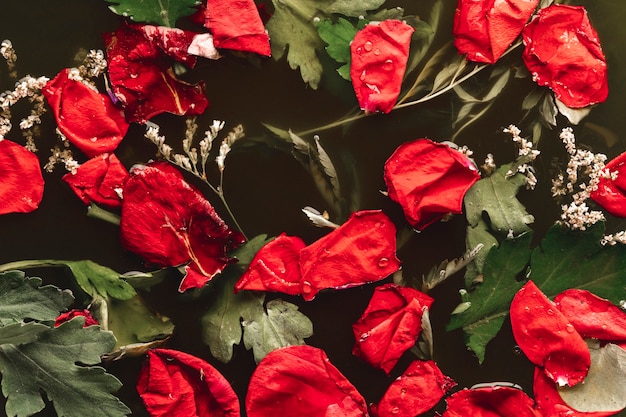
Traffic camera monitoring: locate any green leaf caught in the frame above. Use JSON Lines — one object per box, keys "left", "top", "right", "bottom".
{"left": 317, "top": 17, "right": 357, "bottom": 80}
{"left": 0, "top": 271, "right": 73, "bottom": 326}
{"left": 463, "top": 217, "right": 499, "bottom": 287}
{"left": 105, "top": 0, "right": 199, "bottom": 27}
{"left": 464, "top": 163, "right": 534, "bottom": 236}
{"left": 0, "top": 318, "right": 130, "bottom": 417}
{"left": 327, "top": 0, "right": 385, "bottom": 16}
{"left": 0, "top": 322, "right": 49, "bottom": 345}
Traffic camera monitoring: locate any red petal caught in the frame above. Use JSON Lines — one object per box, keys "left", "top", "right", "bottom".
{"left": 234, "top": 233, "right": 306, "bottom": 294}
{"left": 55, "top": 309, "right": 99, "bottom": 327}
{"left": 350, "top": 20, "right": 414, "bottom": 114}
{"left": 352, "top": 284, "right": 434, "bottom": 374}
{"left": 62, "top": 153, "right": 128, "bottom": 209}
{"left": 104, "top": 23, "right": 209, "bottom": 123}
{"left": 139, "top": 25, "right": 198, "bottom": 67}
{"left": 205, "top": 0, "right": 271, "bottom": 56}
{"left": 554, "top": 289, "right": 626, "bottom": 342}
{"left": 453, "top": 0, "right": 540, "bottom": 63}
{"left": 590, "top": 151, "right": 626, "bottom": 217}
{"left": 383, "top": 139, "right": 480, "bottom": 230}
{"left": 137, "top": 348, "right": 240, "bottom": 417}
{"left": 371, "top": 360, "right": 455, "bottom": 417}
{"left": 299, "top": 210, "right": 401, "bottom": 301}
{"left": 442, "top": 386, "right": 541, "bottom": 417}
{"left": 521, "top": 5, "right": 608, "bottom": 108}
{"left": 120, "top": 162, "right": 244, "bottom": 292}
{"left": 43, "top": 68, "right": 129, "bottom": 158}
{"left": 0, "top": 139, "right": 44, "bottom": 215}
{"left": 246, "top": 345, "right": 368, "bottom": 417}
{"left": 510, "top": 280, "right": 590, "bottom": 387}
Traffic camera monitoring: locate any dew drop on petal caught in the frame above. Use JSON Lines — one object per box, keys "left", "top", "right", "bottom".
{"left": 547, "top": 308, "right": 554, "bottom": 315}
{"left": 390, "top": 407, "right": 399, "bottom": 415}
{"left": 378, "top": 257, "right": 389, "bottom": 267}
{"left": 374, "top": 48, "right": 380, "bottom": 56}
{"left": 383, "top": 59, "right": 394, "bottom": 71}
{"left": 356, "top": 46, "right": 363, "bottom": 55}
{"left": 565, "top": 323, "right": 575, "bottom": 333}
{"left": 364, "top": 41, "right": 373, "bottom": 52}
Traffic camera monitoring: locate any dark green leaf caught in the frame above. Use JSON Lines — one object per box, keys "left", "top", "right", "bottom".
{"left": 317, "top": 17, "right": 356, "bottom": 80}
{"left": 105, "top": 0, "right": 199, "bottom": 27}
{"left": 0, "top": 322, "right": 49, "bottom": 345}
{"left": 65, "top": 260, "right": 137, "bottom": 300}
{"left": 463, "top": 218, "right": 499, "bottom": 287}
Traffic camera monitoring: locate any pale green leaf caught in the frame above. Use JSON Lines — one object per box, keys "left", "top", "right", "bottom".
{"left": 0, "top": 318, "right": 130, "bottom": 417}
{"left": 327, "top": 0, "right": 385, "bottom": 16}
{"left": 105, "top": 0, "right": 199, "bottom": 27}
{"left": 0, "top": 322, "right": 49, "bottom": 345}
{"left": 317, "top": 17, "right": 357, "bottom": 65}
{"left": 0, "top": 271, "right": 73, "bottom": 326}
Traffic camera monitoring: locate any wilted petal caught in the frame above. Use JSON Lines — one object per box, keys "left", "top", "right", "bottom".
{"left": 442, "top": 386, "right": 541, "bottom": 416}
{"left": 140, "top": 25, "right": 198, "bottom": 67}
{"left": 55, "top": 309, "right": 99, "bottom": 328}
{"left": 137, "top": 348, "right": 240, "bottom": 417}
{"left": 590, "top": 151, "right": 626, "bottom": 217}
{"left": 510, "top": 280, "right": 590, "bottom": 387}
{"left": 352, "top": 284, "right": 434, "bottom": 374}
{"left": 246, "top": 345, "right": 368, "bottom": 417}
{"left": 383, "top": 139, "right": 480, "bottom": 230}
{"left": 350, "top": 20, "right": 414, "bottom": 114}
{"left": 0, "top": 139, "right": 44, "bottom": 215}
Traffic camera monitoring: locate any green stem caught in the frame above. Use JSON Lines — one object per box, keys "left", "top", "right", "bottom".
{"left": 87, "top": 204, "right": 121, "bottom": 226}
{"left": 0, "top": 259, "right": 66, "bottom": 273}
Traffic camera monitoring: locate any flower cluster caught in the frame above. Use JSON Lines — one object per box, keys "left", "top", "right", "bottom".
{"left": 0, "top": 39, "right": 17, "bottom": 79}
{"left": 503, "top": 124, "right": 540, "bottom": 189}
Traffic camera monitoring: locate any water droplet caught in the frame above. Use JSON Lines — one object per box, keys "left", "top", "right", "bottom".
{"left": 383, "top": 59, "right": 394, "bottom": 71}
{"left": 374, "top": 48, "right": 380, "bottom": 56}
{"left": 323, "top": 247, "right": 331, "bottom": 254}
{"left": 359, "top": 70, "right": 366, "bottom": 81}
{"left": 302, "top": 281, "right": 312, "bottom": 294}
{"left": 363, "top": 41, "right": 373, "bottom": 52}
{"left": 400, "top": 388, "right": 407, "bottom": 395}
{"left": 525, "top": 306, "right": 530, "bottom": 312}
{"left": 602, "top": 325, "right": 607, "bottom": 330}
{"left": 565, "top": 323, "right": 575, "bottom": 333}
{"left": 122, "top": 11, "right": 128, "bottom": 16}
{"left": 356, "top": 46, "right": 363, "bottom": 55}
{"left": 547, "top": 309, "right": 554, "bottom": 315}
{"left": 359, "top": 332, "right": 370, "bottom": 342}
{"left": 378, "top": 258, "right": 389, "bottom": 267}
{"left": 513, "top": 345, "right": 522, "bottom": 355}
{"left": 390, "top": 407, "right": 399, "bottom": 415}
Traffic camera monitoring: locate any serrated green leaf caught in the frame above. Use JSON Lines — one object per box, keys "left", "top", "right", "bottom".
{"left": 0, "top": 271, "right": 74, "bottom": 326}
{"left": 0, "top": 322, "right": 49, "bottom": 345}
{"left": 317, "top": 17, "right": 357, "bottom": 65}
{"left": 106, "top": 0, "right": 199, "bottom": 27}
{"left": 463, "top": 218, "right": 499, "bottom": 287}
{"left": 0, "top": 318, "right": 130, "bottom": 417}
{"left": 464, "top": 163, "right": 534, "bottom": 236}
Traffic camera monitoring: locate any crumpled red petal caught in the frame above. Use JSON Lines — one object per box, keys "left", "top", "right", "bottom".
{"left": 246, "top": 345, "right": 368, "bottom": 417}
{"left": 43, "top": 68, "right": 129, "bottom": 158}
{"left": 62, "top": 153, "right": 128, "bottom": 209}
{"left": 453, "top": 0, "right": 540, "bottom": 64}
{"left": 371, "top": 360, "right": 455, "bottom": 417}
{"left": 350, "top": 20, "right": 414, "bottom": 114}
{"left": 510, "top": 280, "right": 590, "bottom": 387}
{"left": 554, "top": 289, "right": 626, "bottom": 343}
{"left": 521, "top": 5, "right": 608, "bottom": 109}
{"left": 104, "top": 23, "right": 209, "bottom": 123}
{"left": 299, "top": 210, "right": 401, "bottom": 301}
{"left": 137, "top": 348, "right": 240, "bottom": 417}
{"left": 54, "top": 309, "right": 99, "bottom": 327}
{"left": 442, "top": 386, "right": 542, "bottom": 417}
{"left": 0, "top": 139, "right": 44, "bottom": 215}
{"left": 590, "top": 151, "right": 626, "bottom": 217}
{"left": 352, "top": 284, "right": 434, "bottom": 374}
{"left": 234, "top": 233, "right": 306, "bottom": 295}
{"left": 120, "top": 161, "right": 244, "bottom": 292}
{"left": 139, "top": 25, "right": 199, "bottom": 67}
{"left": 383, "top": 139, "right": 480, "bottom": 230}
{"left": 204, "top": 0, "right": 271, "bottom": 56}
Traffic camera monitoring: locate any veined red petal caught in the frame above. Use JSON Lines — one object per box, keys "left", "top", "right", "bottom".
{"left": 0, "top": 139, "right": 44, "bottom": 215}
{"left": 442, "top": 386, "right": 541, "bottom": 417}
{"left": 246, "top": 345, "right": 368, "bottom": 417}
{"left": 510, "top": 280, "right": 590, "bottom": 387}
{"left": 590, "top": 151, "right": 626, "bottom": 217}
{"left": 137, "top": 348, "right": 240, "bottom": 417}
{"left": 350, "top": 20, "right": 414, "bottom": 114}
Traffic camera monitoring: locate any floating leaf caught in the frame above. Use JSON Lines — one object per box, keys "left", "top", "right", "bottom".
{"left": 105, "top": 0, "right": 199, "bottom": 27}
{"left": 317, "top": 17, "right": 358, "bottom": 80}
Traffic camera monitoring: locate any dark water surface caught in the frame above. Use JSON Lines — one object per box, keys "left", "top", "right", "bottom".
{"left": 1, "top": 0, "right": 626, "bottom": 416}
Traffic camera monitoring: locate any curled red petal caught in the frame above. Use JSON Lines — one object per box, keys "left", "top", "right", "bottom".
{"left": 234, "top": 233, "right": 306, "bottom": 295}
{"left": 43, "top": 68, "right": 129, "bottom": 158}
{"left": 442, "top": 386, "right": 541, "bottom": 417}
{"left": 140, "top": 25, "right": 198, "bottom": 67}
{"left": 54, "top": 309, "right": 99, "bottom": 327}
{"left": 137, "top": 348, "right": 240, "bottom": 417}
{"left": 352, "top": 284, "right": 434, "bottom": 374}
{"left": 0, "top": 139, "right": 44, "bottom": 215}
{"left": 510, "top": 280, "right": 590, "bottom": 387}
{"left": 205, "top": 0, "right": 271, "bottom": 56}
{"left": 590, "top": 151, "right": 626, "bottom": 217}
{"left": 371, "top": 360, "right": 455, "bottom": 417}
{"left": 299, "top": 210, "right": 401, "bottom": 301}
{"left": 383, "top": 139, "right": 480, "bottom": 230}
{"left": 521, "top": 5, "right": 608, "bottom": 108}
{"left": 120, "top": 162, "right": 244, "bottom": 292}
{"left": 62, "top": 153, "right": 128, "bottom": 209}
{"left": 246, "top": 345, "right": 368, "bottom": 417}
{"left": 453, "top": 0, "right": 540, "bottom": 63}
{"left": 350, "top": 20, "right": 414, "bottom": 114}
{"left": 554, "top": 289, "right": 626, "bottom": 342}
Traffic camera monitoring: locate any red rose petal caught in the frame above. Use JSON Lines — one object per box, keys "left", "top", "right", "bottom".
{"left": 522, "top": 5, "right": 608, "bottom": 108}
{"left": 246, "top": 345, "right": 368, "bottom": 417}
{"left": 371, "top": 360, "right": 455, "bottom": 417}
{"left": 0, "top": 139, "right": 44, "bottom": 215}
{"left": 350, "top": 20, "right": 414, "bottom": 114}
{"left": 43, "top": 68, "right": 129, "bottom": 158}
{"left": 554, "top": 289, "right": 626, "bottom": 342}
{"left": 442, "top": 386, "right": 541, "bottom": 417}
{"left": 62, "top": 153, "right": 128, "bottom": 209}
{"left": 120, "top": 162, "right": 244, "bottom": 292}
{"left": 453, "top": 0, "right": 540, "bottom": 64}
{"left": 352, "top": 284, "right": 434, "bottom": 374}
{"left": 137, "top": 348, "right": 240, "bottom": 417}
{"left": 590, "top": 151, "right": 626, "bottom": 217}
{"left": 234, "top": 233, "right": 306, "bottom": 295}
{"left": 510, "top": 280, "right": 590, "bottom": 387}
{"left": 54, "top": 309, "right": 99, "bottom": 327}
{"left": 383, "top": 139, "right": 480, "bottom": 230}
{"left": 139, "top": 25, "right": 198, "bottom": 67}
{"left": 204, "top": 0, "right": 271, "bottom": 56}
{"left": 299, "top": 210, "right": 401, "bottom": 301}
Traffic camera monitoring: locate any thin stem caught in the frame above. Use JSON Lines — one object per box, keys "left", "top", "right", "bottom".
{"left": 87, "top": 204, "right": 121, "bottom": 226}
{"left": 0, "top": 259, "right": 65, "bottom": 273}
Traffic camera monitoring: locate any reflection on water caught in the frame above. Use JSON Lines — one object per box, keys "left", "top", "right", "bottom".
{"left": 1, "top": 0, "right": 626, "bottom": 416}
